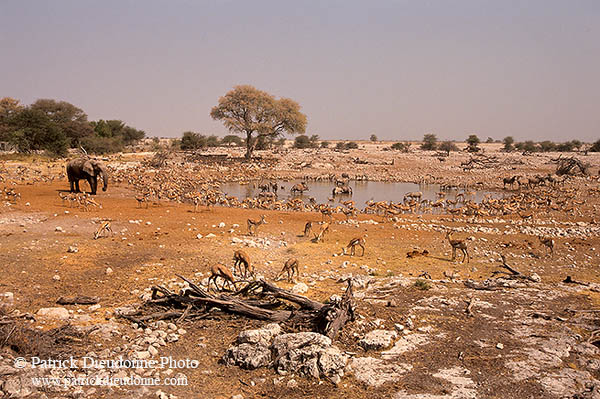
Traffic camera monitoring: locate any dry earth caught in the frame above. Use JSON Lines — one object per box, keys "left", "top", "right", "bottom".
{"left": 1, "top": 145, "right": 600, "bottom": 399}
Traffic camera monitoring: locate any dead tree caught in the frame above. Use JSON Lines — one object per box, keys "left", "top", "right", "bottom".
{"left": 123, "top": 276, "right": 354, "bottom": 340}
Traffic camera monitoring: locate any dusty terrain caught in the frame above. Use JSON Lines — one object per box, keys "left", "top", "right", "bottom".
{"left": 1, "top": 145, "right": 600, "bottom": 399}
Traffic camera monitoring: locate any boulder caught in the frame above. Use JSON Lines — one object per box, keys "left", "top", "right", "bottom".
{"left": 237, "top": 323, "right": 281, "bottom": 346}
{"left": 359, "top": 330, "right": 398, "bottom": 350}
{"left": 36, "top": 307, "right": 70, "bottom": 320}
{"left": 223, "top": 343, "right": 272, "bottom": 369}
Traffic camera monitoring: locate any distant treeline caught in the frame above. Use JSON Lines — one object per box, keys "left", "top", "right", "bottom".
{"left": 388, "top": 134, "right": 600, "bottom": 153}
{"left": 0, "top": 97, "right": 145, "bottom": 156}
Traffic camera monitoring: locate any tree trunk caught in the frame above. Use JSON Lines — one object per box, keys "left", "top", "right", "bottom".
{"left": 245, "top": 132, "right": 255, "bottom": 159}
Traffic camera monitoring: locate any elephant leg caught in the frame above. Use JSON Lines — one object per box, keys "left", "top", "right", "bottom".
{"left": 87, "top": 177, "right": 95, "bottom": 195}
{"left": 74, "top": 180, "right": 81, "bottom": 193}
{"left": 70, "top": 180, "right": 75, "bottom": 193}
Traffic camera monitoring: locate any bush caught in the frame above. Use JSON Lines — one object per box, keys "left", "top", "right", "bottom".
{"left": 486, "top": 137, "right": 494, "bottom": 143}
{"left": 539, "top": 141, "right": 556, "bottom": 152}
{"left": 335, "top": 142, "right": 345, "bottom": 150}
{"left": 515, "top": 141, "right": 538, "bottom": 153}
{"left": 320, "top": 141, "right": 330, "bottom": 148}
{"left": 421, "top": 134, "right": 437, "bottom": 150}
{"left": 180, "top": 132, "right": 206, "bottom": 150}
{"left": 503, "top": 136, "right": 514, "bottom": 152}
{"left": 80, "top": 135, "right": 124, "bottom": 154}
{"left": 293, "top": 135, "right": 313, "bottom": 149}
{"left": 439, "top": 141, "right": 459, "bottom": 155}
{"left": 222, "top": 135, "right": 243, "bottom": 146}
{"left": 391, "top": 142, "right": 411, "bottom": 152}
{"left": 345, "top": 141, "right": 359, "bottom": 149}
{"left": 590, "top": 139, "right": 600, "bottom": 152}
{"left": 466, "top": 134, "right": 481, "bottom": 152}
{"left": 414, "top": 279, "right": 431, "bottom": 290}
{"left": 370, "top": 134, "right": 378, "bottom": 142}
{"left": 206, "top": 135, "right": 220, "bottom": 147}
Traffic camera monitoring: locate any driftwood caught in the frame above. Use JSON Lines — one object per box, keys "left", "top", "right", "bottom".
{"left": 490, "top": 255, "right": 539, "bottom": 282}
{"left": 551, "top": 155, "right": 588, "bottom": 176}
{"left": 461, "top": 154, "right": 499, "bottom": 171}
{"left": 57, "top": 296, "right": 100, "bottom": 305}
{"left": 125, "top": 276, "right": 355, "bottom": 340}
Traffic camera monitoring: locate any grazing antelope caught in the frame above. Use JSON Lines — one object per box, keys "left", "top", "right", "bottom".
{"left": 290, "top": 182, "right": 308, "bottom": 194}
{"left": 344, "top": 235, "right": 366, "bottom": 256}
{"left": 247, "top": 215, "right": 266, "bottom": 235}
{"left": 406, "top": 249, "right": 429, "bottom": 258}
{"left": 277, "top": 258, "right": 299, "bottom": 283}
{"left": 94, "top": 221, "right": 113, "bottom": 240}
{"left": 518, "top": 210, "right": 534, "bottom": 223}
{"left": 303, "top": 221, "right": 313, "bottom": 237}
{"left": 313, "top": 222, "right": 330, "bottom": 242}
{"left": 233, "top": 250, "right": 254, "bottom": 278}
{"left": 538, "top": 236, "right": 555, "bottom": 256}
{"left": 446, "top": 231, "right": 469, "bottom": 263}
{"left": 135, "top": 194, "right": 149, "bottom": 208}
{"left": 208, "top": 263, "right": 237, "bottom": 291}
{"left": 503, "top": 176, "right": 518, "bottom": 189}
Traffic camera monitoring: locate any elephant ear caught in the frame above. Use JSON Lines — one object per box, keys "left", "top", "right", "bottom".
{"left": 82, "top": 161, "right": 94, "bottom": 175}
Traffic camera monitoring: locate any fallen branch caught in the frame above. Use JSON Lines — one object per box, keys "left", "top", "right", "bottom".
{"left": 57, "top": 296, "right": 100, "bottom": 305}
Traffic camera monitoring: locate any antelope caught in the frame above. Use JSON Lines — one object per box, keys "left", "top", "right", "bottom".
{"left": 344, "top": 235, "right": 366, "bottom": 256}
{"left": 208, "top": 263, "right": 237, "bottom": 292}
{"left": 538, "top": 236, "right": 555, "bottom": 256}
{"left": 59, "top": 192, "right": 70, "bottom": 206}
{"left": 277, "top": 258, "right": 299, "bottom": 283}
{"left": 446, "top": 231, "right": 469, "bottom": 263}
{"left": 303, "top": 221, "right": 313, "bottom": 237}
{"left": 94, "top": 221, "right": 113, "bottom": 240}
{"left": 135, "top": 194, "right": 149, "bottom": 208}
{"left": 233, "top": 250, "right": 254, "bottom": 278}
{"left": 313, "top": 222, "right": 330, "bottom": 242}
{"left": 503, "top": 176, "right": 518, "bottom": 189}
{"left": 247, "top": 215, "right": 266, "bottom": 235}
{"left": 290, "top": 182, "right": 308, "bottom": 194}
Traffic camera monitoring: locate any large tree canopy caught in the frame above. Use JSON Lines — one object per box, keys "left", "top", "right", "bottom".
{"left": 210, "top": 85, "right": 307, "bottom": 159}
{"left": 30, "top": 99, "right": 94, "bottom": 146}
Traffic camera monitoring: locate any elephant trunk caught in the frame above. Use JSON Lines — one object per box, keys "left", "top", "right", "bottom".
{"left": 98, "top": 165, "right": 109, "bottom": 191}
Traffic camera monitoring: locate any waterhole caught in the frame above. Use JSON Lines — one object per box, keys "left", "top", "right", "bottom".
{"left": 220, "top": 180, "right": 500, "bottom": 209}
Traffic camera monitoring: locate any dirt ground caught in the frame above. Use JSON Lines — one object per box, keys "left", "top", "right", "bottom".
{"left": 1, "top": 145, "right": 600, "bottom": 398}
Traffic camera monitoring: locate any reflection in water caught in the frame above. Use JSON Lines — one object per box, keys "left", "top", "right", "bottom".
{"left": 220, "top": 180, "right": 500, "bottom": 209}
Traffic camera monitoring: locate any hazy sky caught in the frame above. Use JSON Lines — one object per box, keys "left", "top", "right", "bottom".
{"left": 1, "top": 1, "right": 598, "bottom": 141}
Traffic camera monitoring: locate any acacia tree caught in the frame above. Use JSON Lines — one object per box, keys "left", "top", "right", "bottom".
{"left": 30, "top": 99, "right": 94, "bottom": 146}
{"left": 210, "top": 85, "right": 307, "bottom": 159}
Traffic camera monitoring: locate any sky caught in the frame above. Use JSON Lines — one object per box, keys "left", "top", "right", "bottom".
{"left": 1, "top": 0, "right": 598, "bottom": 142}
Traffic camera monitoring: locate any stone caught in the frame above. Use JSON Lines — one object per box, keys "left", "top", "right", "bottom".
{"left": 359, "top": 330, "right": 398, "bottom": 350}
{"left": 106, "top": 267, "right": 113, "bottom": 275}
{"left": 67, "top": 246, "right": 78, "bottom": 253}
{"left": 350, "top": 357, "right": 411, "bottom": 387}
{"left": 55, "top": 226, "right": 64, "bottom": 232}
{"left": 205, "top": 233, "right": 216, "bottom": 238}
{"left": 291, "top": 282, "right": 308, "bottom": 294}
{"left": 223, "top": 343, "right": 272, "bottom": 369}
{"left": 237, "top": 323, "right": 281, "bottom": 346}
{"left": 271, "top": 332, "right": 347, "bottom": 380}
{"left": 36, "top": 307, "right": 70, "bottom": 320}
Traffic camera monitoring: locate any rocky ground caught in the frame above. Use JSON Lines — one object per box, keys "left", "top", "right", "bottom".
{"left": 1, "top": 145, "right": 599, "bottom": 398}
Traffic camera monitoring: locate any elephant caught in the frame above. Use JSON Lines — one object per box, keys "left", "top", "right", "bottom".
{"left": 66, "top": 158, "right": 108, "bottom": 195}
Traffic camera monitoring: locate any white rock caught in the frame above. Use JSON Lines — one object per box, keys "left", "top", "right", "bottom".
{"left": 291, "top": 282, "right": 308, "bottom": 294}
{"left": 55, "top": 226, "right": 64, "bottom": 232}
{"left": 37, "top": 307, "right": 70, "bottom": 320}
{"left": 106, "top": 267, "right": 113, "bottom": 275}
